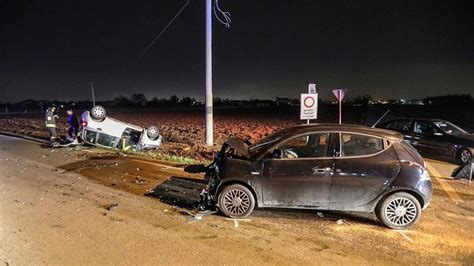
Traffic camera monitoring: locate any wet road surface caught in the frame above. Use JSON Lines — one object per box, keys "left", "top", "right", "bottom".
{"left": 1, "top": 135, "right": 473, "bottom": 265}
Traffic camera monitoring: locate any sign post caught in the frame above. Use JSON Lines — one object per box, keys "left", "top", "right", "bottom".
{"left": 300, "top": 94, "right": 318, "bottom": 123}
{"left": 301, "top": 84, "right": 318, "bottom": 124}
{"left": 332, "top": 89, "right": 347, "bottom": 124}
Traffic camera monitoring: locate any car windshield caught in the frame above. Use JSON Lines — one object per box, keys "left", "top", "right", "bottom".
{"left": 432, "top": 121, "right": 467, "bottom": 135}
{"left": 248, "top": 127, "right": 293, "bottom": 153}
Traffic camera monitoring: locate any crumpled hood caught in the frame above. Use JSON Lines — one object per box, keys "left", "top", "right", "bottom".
{"left": 223, "top": 136, "right": 251, "bottom": 159}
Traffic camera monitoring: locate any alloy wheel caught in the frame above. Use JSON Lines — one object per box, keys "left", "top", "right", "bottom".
{"left": 460, "top": 149, "right": 471, "bottom": 164}
{"left": 222, "top": 188, "right": 251, "bottom": 216}
{"left": 384, "top": 197, "right": 417, "bottom": 227}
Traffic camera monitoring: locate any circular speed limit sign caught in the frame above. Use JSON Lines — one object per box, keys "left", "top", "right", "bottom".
{"left": 303, "top": 96, "right": 315, "bottom": 108}
{"left": 300, "top": 93, "right": 318, "bottom": 120}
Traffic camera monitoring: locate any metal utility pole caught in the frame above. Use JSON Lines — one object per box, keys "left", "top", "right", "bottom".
{"left": 205, "top": 0, "right": 213, "bottom": 146}
{"left": 90, "top": 81, "right": 96, "bottom": 107}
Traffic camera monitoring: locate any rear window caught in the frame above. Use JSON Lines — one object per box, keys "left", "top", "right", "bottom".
{"left": 340, "top": 133, "right": 384, "bottom": 157}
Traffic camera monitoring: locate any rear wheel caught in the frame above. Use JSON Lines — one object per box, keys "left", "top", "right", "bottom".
{"left": 376, "top": 192, "right": 421, "bottom": 229}
{"left": 90, "top": 106, "right": 106, "bottom": 121}
{"left": 218, "top": 184, "right": 255, "bottom": 218}
{"left": 458, "top": 148, "right": 472, "bottom": 164}
{"left": 147, "top": 125, "right": 160, "bottom": 140}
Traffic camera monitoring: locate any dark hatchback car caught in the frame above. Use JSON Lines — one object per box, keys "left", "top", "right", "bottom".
{"left": 200, "top": 124, "right": 432, "bottom": 229}
{"left": 377, "top": 118, "right": 473, "bottom": 164}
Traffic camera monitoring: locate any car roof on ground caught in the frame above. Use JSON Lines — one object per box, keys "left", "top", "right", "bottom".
{"left": 285, "top": 123, "right": 403, "bottom": 140}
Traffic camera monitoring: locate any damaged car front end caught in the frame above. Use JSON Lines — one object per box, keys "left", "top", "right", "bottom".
{"left": 198, "top": 136, "right": 258, "bottom": 211}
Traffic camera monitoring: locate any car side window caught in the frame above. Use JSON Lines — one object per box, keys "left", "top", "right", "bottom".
{"left": 340, "top": 133, "right": 384, "bottom": 157}
{"left": 386, "top": 120, "right": 411, "bottom": 131}
{"left": 413, "top": 121, "right": 440, "bottom": 135}
{"left": 84, "top": 130, "right": 98, "bottom": 143}
{"left": 278, "top": 133, "right": 331, "bottom": 159}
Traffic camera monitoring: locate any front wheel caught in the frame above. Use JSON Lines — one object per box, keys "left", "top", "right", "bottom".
{"left": 218, "top": 184, "right": 255, "bottom": 218}
{"left": 376, "top": 192, "right": 421, "bottom": 230}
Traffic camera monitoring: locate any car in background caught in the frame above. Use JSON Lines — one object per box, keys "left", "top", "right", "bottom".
{"left": 377, "top": 118, "right": 473, "bottom": 164}
{"left": 81, "top": 106, "right": 162, "bottom": 151}
{"left": 198, "top": 124, "right": 432, "bottom": 229}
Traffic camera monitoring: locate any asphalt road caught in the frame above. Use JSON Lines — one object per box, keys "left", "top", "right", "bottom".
{"left": 1, "top": 135, "right": 473, "bottom": 265}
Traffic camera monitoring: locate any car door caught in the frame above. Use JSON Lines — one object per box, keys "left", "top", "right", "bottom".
{"left": 330, "top": 132, "right": 400, "bottom": 210}
{"left": 261, "top": 132, "right": 335, "bottom": 208}
{"left": 410, "top": 120, "right": 452, "bottom": 157}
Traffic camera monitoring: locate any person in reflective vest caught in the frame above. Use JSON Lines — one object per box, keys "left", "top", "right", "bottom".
{"left": 45, "top": 106, "right": 58, "bottom": 144}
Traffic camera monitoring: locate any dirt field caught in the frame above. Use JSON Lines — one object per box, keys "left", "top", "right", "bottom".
{"left": 1, "top": 105, "right": 472, "bottom": 162}
{"left": 1, "top": 135, "right": 473, "bottom": 265}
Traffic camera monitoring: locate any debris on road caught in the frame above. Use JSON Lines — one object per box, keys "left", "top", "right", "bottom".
{"left": 101, "top": 203, "right": 119, "bottom": 211}
{"left": 317, "top": 212, "right": 324, "bottom": 218}
{"left": 336, "top": 219, "right": 351, "bottom": 225}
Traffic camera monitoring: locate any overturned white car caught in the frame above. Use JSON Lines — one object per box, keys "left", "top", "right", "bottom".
{"left": 81, "top": 106, "right": 162, "bottom": 151}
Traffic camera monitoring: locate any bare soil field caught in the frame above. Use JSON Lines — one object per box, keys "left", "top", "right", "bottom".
{"left": 0, "top": 105, "right": 472, "bottom": 162}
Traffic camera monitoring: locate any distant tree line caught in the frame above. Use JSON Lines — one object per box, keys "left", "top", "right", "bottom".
{"left": 1, "top": 94, "right": 471, "bottom": 114}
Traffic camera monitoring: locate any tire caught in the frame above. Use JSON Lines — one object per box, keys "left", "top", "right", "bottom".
{"left": 147, "top": 125, "right": 160, "bottom": 140}
{"left": 458, "top": 148, "right": 472, "bottom": 164}
{"left": 376, "top": 192, "right": 421, "bottom": 230}
{"left": 90, "top": 106, "right": 106, "bottom": 121}
{"left": 218, "top": 184, "right": 255, "bottom": 218}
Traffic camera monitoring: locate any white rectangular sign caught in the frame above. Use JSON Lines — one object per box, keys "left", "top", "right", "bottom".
{"left": 308, "top": 83, "right": 317, "bottom": 94}
{"left": 300, "top": 93, "right": 318, "bottom": 120}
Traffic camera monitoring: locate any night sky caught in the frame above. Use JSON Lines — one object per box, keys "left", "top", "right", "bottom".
{"left": 1, "top": 0, "right": 473, "bottom": 102}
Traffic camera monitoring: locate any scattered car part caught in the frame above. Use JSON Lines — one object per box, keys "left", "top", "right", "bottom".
{"left": 452, "top": 160, "right": 473, "bottom": 181}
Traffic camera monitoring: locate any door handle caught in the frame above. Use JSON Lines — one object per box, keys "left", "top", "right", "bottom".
{"left": 312, "top": 167, "right": 331, "bottom": 173}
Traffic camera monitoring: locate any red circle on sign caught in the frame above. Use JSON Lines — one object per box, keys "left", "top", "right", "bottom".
{"left": 304, "top": 97, "right": 315, "bottom": 108}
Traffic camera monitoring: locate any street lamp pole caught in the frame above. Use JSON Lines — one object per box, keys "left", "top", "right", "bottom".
{"left": 205, "top": 0, "right": 213, "bottom": 146}
{"left": 90, "top": 81, "right": 96, "bottom": 107}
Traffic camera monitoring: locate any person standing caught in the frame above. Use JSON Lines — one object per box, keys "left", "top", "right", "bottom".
{"left": 66, "top": 108, "right": 79, "bottom": 143}
{"left": 45, "top": 106, "right": 58, "bottom": 145}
